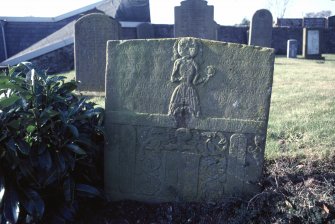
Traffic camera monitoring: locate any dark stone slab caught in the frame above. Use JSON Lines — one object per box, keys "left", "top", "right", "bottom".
{"left": 302, "top": 28, "right": 324, "bottom": 59}
{"left": 75, "top": 13, "right": 121, "bottom": 92}
{"left": 104, "top": 38, "right": 275, "bottom": 202}
{"left": 174, "top": 0, "right": 217, "bottom": 40}
{"left": 249, "top": 9, "right": 273, "bottom": 48}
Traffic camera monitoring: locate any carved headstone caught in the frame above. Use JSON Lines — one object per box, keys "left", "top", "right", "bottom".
{"left": 249, "top": 9, "right": 273, "bottom": 48}
{"left": 174, "top": 0, "right": 217, "bottom": 40}
{"left": 302, "top": 28, "right": 323, "bottom": 59}
{"left": 287, "top": 39, "right": 298, "bottom": 58}
{"left": 105, "top": 37, "right": 275, "bottom": 202}
{"left": 75, "top": 13, "right": 121, "bottom": 92}
{"left": 137, "top": 23, "right": 154, "bottom": 39}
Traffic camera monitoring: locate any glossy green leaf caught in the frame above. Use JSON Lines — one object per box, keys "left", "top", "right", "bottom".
{"left": 66, "top": 144, "right": 86, "bottom": 155}
{"left": 75, "top": 184, "right": 102, "bottom": 198}
{"left": 22, "top": 189, "right": 45, "bottom": 218}
{"left": 16, "top": 139, "right": 30, "bottom": 155}
{"left": 26, "top": 125, "right": 36, "bottom": 134}
{"left": 0, "top": 95, "right": 20, "bottom": 109}
{"left": 4, "top": 187, "right": 19, "bottom": 224}
{"left": 67, "top": 125, "right": 79, "bottom": 138}
{"left": 0, "top": 174, "right": 4, "bottom": 205}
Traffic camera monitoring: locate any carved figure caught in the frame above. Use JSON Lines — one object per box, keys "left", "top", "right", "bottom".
{"left": 168, "top": 38, "right": 215, "bottom": 127}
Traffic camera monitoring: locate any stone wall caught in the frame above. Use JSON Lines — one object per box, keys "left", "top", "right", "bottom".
{"left": 29, "top": 44, "right": 74, "bottom": 74}
{"left": 272, "top": 27, "right": 303, "bottom": 55}
{"left": 153, "top": 25, "right": 174, "bottom": 38}
{"left": 0, "top": 9, "right": 99, "bottom": 62}
{"left": 218, "top": 26, "right": 248, "bottom": 44}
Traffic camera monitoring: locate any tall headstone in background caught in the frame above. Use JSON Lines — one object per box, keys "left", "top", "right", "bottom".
{"left": 75, "top": 13, "right": 121, "bottom": 92}
{"left": 287, "top": 39, "right": 298, "bottom": 58}
{"left": 249, "top": 9, "right": 273, "bottom": 48}
{"left": 302, "top": 28, "right": 323, "bottom": 59}
{"left": 137, "top": 23, "right": 155, "bottom": 39}
{"left": 174, "top": 0, "right": 217, "bottom": 40}
{"left": 104, "top": 37, "right": 275, "bottom": 202}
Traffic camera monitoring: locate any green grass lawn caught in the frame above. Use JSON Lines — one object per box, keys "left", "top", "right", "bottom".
{"left": 266, "top": 54, "right": 335, "bottom": 159}
{"left": 62, "top": 54, "right": 335, "bottom": 159}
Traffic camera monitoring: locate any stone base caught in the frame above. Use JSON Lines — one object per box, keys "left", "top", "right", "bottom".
{"left": 304, "top": 54, "right": 325, "bottom": 60}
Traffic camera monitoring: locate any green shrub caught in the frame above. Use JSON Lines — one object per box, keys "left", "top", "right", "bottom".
{"left": 0, "top": 63, "right": 104, "bottom": 223}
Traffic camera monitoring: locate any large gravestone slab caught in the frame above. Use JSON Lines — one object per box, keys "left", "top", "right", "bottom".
{"left": 75, "top": 13, "right": 121, "bottom": 92}
{"left": 249, "top": 9, "right": 273, "bottom": 48}
{"left": 105, "top": 38, "right": 275, "bottom": 202}
{"left": 302, "top": 28, "right": 323, "bottom": 59}
{"left": 174, "top": 0, "right": 217, "bottom": 40}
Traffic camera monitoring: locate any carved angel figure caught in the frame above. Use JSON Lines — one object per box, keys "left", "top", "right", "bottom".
{"left": 168, "top": 38, "right": 215, "bottom": 125}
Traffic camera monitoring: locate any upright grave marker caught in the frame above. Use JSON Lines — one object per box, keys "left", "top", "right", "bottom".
{"left": 249, "top": 9, "right": 273, "bottom": 48}
{"left": 302, "top": 28, "right": 323, "bottom": 59}
{"left": 104, "top": 38, "right": 275, "bottom": 202}
{"left": 287, "top": 39, "right": 298, "bottom": 58}
{"left": 174, "top": 0, "right": 217, "bottom": 40}
{"left": 75, "top": 13, "right": 121, "bottom": 92}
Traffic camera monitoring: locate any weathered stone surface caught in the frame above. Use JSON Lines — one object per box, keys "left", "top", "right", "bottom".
{"left": 287, "top": 39, "right": 298, "bottom": 58}
{"left": 137, "top": 23, "right": 154, "bottom": 39}
{"left": 249, "top": 9, "right": 273, "bottom": 48}
{"left": 302, "top": 28, "right": 323, "bottom": 59}
{"left": 75, "top": 13, "right": 120, "bottom": 92}
{"left": 174, "top": 0, "right": 217, "bottom": 40}
{"left": 105, "top": 38, "right": 275, "bottom": 202}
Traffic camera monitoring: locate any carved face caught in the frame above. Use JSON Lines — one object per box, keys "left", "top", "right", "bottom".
{"left": 177, "top": 38, "right": 199, "bottom": 58}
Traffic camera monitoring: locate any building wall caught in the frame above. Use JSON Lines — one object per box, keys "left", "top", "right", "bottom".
{"left": 30, "top": 44, "right": 74, "bottom": 74}
{"left": 0, "top": 24, "right": 5, "bottom": 61}
{"left": 218, "top": 26, "right": 248, "bottom": 44}
{"left": 0, "top": 9, "right": 100, "bottom": 62}
{"left": 272, "top": 27, "right": 303, "bottom": 55}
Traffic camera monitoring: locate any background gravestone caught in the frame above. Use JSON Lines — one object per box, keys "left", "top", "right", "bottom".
{"left": 174, "top": 0, "right": 217, "bottom": 40}
{"left": 75, "top": 13, "right": 121, "bottom": 92}
{"left": 287, "top": 39, "right": 298, "bottom": 58}
{"left": 137, "top": 23, "right": 155, "bottom": 39}
{"left": 104, "top": 38, "right": 275, "bottom": 202}
{"left": 302, "top": 28, "right": 323, "bottom": 59}
{"left": 249, "top": 9, "right": 273, "bottom": 48}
